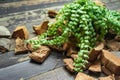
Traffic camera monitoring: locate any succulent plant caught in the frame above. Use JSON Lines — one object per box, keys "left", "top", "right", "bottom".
{"left": 27, "top": 0, "right": 120, "bottom": 72}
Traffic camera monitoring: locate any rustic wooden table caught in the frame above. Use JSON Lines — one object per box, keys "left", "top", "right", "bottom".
{"left": 0, "top": 0, "right": 120, "bottom": 80}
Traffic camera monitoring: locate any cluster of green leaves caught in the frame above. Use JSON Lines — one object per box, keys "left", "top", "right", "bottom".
{"left": 27, "top": 0, "right": 120, "bottom": 72}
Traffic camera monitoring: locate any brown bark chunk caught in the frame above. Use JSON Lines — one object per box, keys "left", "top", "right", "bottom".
{"left": 71, "top": 54, "right": 78, "bottom": 60}
{"left": 66, "top": 47, "right": 78, "bottom": 57}
{"left": 48, "top": 45, "right": 63, "bottom": 52}
{"left": 98, "top": 74, "right": 115, "bottom": 80}
{"left": 48, "top": 10, "right": 57, "bottom": 18}
{"left": 94, "top": 0, "right": 105, "bottom": 7}
{"left": 101, "top": 50, "right": 120, "bottom": 75}
{"left": 75, "top": 72, "right": 95, "bottom": 80}
{"left": 63, "top": 58, "right": 74, "bottom": 72}
{"left": 114, "top": 35, "right": 120, "bottom": 41}
{"left": 33, "top": 21, "right": 49, "bottom": 35}
{"left": 12, "top": 26, "right": 29, "bottom": 39}
{"left": 115, "top": 75, "right": 120, "bottom": 80}
{"left": 101, "top": 66, "right": 112, "bottom": 76}
{"left": 88, "top": 60, "right": 101, "bottom": 73}
{"left": 89, "top": 42, "right": 104, "bottom": 62}
{"left": 15, "top": 37, "right": 28, "bottom": 54}
{"left": 63, "top": 42, "right": 73, "bottom": 51}
{"left": 0, "top": 46, "right": 9, "bottom": 53}
{"left": 27, "top": 37, "right": 39, "bottom": 52}
{"left": 29, "top": 46, "right": 51, "bottom": 63}
{"left": 106, "top": 40, "right": 120, "bottom": 51}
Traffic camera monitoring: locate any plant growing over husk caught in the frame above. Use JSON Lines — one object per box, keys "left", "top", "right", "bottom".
{"left": 27, "top": 0, "right": 120, "bottom": 72}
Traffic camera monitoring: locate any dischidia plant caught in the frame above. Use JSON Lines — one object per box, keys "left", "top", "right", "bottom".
{"left": 27, "top": 0, "right": 120, "bottom": 72}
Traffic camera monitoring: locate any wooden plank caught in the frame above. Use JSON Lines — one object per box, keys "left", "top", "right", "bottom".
{"left": 0, "top": 1, "right": 72, "bottom": 15}
{"left": 0, "top": 51, "right": 64, "bottom": 80}
{"left": 0, "top": 51, "right": 29, "bottom": 68}
{"left": 28, "top": 67, "right": 75, "bottom": 80}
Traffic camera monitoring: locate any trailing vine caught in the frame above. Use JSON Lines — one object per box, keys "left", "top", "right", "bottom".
{"left": 27, "top": 0, "right": 120, "bottom": 72}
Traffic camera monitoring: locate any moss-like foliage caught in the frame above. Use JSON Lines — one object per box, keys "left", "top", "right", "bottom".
{"left": 27, "top": 0, "right": 120, "bottom": 72}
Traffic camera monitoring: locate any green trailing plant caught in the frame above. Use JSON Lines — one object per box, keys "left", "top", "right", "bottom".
{"left": 27, "top": 0, "right": 120, "bottom": 72}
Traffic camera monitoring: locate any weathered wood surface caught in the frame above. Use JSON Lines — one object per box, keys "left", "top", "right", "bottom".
{"left": 0, "top": 51, "right": 30, "bottom": 68}
{"left": 0, "top": 51, "right": 119, "bottom": 80}
{"left": 0, "top": 51, "right": 65, "bottom": 80}
{"left": 0, "top": 0, "right": 72, "bottom": 15}
{"left": 0, "top": 0, "right": 120, "bottom": 80}
{"left": 28, "top": 67, "right": 75, "bottom": 80}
